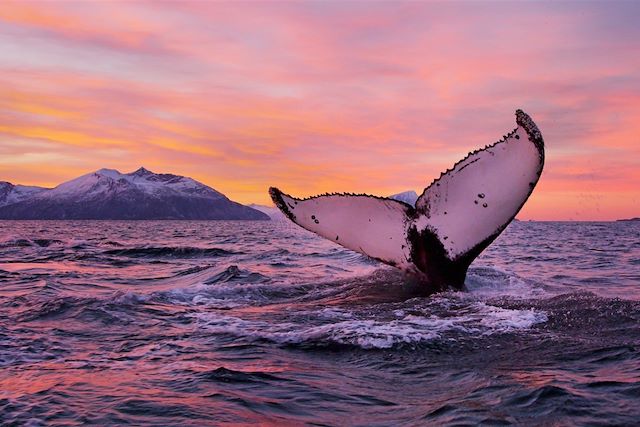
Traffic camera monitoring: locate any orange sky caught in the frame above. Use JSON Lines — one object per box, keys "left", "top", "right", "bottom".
{"left": 0, "top": 1, "right": 639, "bottom": 220}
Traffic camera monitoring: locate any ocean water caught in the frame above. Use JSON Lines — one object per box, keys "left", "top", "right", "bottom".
{"left": 0, "top": 220, "right": 639, "bottom": 426}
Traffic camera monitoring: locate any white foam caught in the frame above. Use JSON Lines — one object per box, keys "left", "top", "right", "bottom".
{"left": 315, "top": 307, "right": 354, "bottom": 319}
{"left": 154, "top": 279, "right": 310, "bottom": 309}
{"left": 476, "top": 303, "right": 547, "bottom": 330}
{"left": 466, "top": 265, "right": 549, "bottom": 299}
{"left": 111, "top": 291, "right": 148, "bottom": 305}
{"left": 190, "top": 294, "right": 242, "bottom": 309}
{"left": 192, "top": 301, "right": 548, "bottom": 349}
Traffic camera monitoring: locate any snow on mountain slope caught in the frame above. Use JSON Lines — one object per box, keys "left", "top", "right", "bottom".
{"left": 0, "top": 182, "right": 47, "bottom": 207}
{"left": 388, "top": 190, "right": 419, "bottom": 206}
{"left": 248, "top": 204, "right": 285, "bottom": 220}
{"left": 0, "top": 168, "right": 268, "bottom": 220}
{"left": 40, "top": 167, "right": 225, "bottom": 201}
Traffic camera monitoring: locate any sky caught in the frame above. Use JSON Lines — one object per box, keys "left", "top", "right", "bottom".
{"left": 0, "top": 1, "right": 639, "bottom": 220}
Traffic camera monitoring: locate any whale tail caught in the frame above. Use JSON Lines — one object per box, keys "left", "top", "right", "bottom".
{"left": 269, "top": 110, "right": 544, "bottom": 292}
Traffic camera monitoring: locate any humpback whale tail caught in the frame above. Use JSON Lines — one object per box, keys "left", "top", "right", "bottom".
{"left": 270, "top": 110, "right": 544, "bottom": 292}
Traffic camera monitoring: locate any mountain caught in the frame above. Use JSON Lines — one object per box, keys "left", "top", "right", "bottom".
{"left": 389, "top": 190, "right": 419, "bottom": 206}
{"left": 0, "top": 182, "right": 47, "bottom": 207}
{"left": 0, "top": 168, "right": 269, "bottom": 220}
{"left": 248, "top": 203, "right": 285, "bottom": 220}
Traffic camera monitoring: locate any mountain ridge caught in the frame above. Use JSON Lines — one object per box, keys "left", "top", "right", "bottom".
{"left": 388, "top": 190, "right": 419, "bottom": 206}
{"left": 0, "top": 168, "right": 268, "bottom": 220}
{"left": 248, "top": 203, "right": 285, "bottom": 220}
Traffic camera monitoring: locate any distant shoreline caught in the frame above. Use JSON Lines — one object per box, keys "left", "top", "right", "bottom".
{"left": 0, "top": 218, "right": 270, "bottom": 221}
{"left": 0, "top": 218, "right": 633, "bottom": 222}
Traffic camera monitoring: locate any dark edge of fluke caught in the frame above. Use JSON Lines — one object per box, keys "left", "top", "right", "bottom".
{"left": 269, "top": 187, "right": 297, "bottom": 222}
{"left": 516, "top": 109, "right": 545, "bottom": 153}
{"left": 421, "top": 109, "right": 545, "bottom": 292}
{"left": 269, "top": 109, "right": 545, "bottom": 295}
{"left": 416, "top": 109, "right": 544, "bottom": 204}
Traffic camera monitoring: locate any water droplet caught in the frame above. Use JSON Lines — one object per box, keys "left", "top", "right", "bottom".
{"left": 311, "top": 215, "right": 316, "bottom": 219}
{"left": 314, "top": 219, "right": 319, "bottom": 224}
{"left": 474, "top": 200, "right": 478, "bottom": 205}
{"left": 478, "top": 193, "right": 485, "bottom": 198}
{"left": 482, "top": 203, "right": 488, "bottom": 208}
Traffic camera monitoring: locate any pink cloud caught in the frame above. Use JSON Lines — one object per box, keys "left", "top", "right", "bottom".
{"left": 0, "top": 1, "right": 639, "bottom": 219}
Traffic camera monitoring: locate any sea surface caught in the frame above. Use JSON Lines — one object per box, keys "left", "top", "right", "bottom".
{"left": 1, "top": 220, "right": 639, "bottom": 426}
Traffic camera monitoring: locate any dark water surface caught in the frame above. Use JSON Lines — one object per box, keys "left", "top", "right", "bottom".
{"left": 1, "top": 220, "right": 639, "bottom": 425}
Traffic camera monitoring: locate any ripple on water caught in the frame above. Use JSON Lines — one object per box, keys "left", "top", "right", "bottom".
{"left": 0, "top": 220, "right": 638, "bottom": 425}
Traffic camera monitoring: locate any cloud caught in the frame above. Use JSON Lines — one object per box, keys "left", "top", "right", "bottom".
{"left": 0, "top": 1, "right": 639, "bottom": 219}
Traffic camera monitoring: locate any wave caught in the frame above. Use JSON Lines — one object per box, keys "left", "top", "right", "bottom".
{"left": 1, "top": 220, "right": 638, "bottom": 426}
{"left": 192, "top": 301, "right": 548, "bottom": 349}
{"left": 0, "top": 237, "right": 65, "bottom": 248}
{"left": 203, "top": 265, "right": 270, "bottom": 284}
{"left": 194, "top": 367, "right": 287, "bottom": 384}
{"left": 103, "top": 246, "right": 240, "bottom": 258}
{"left": 16, "top": 296, "right": 94, "bottom": 322}
{"left": 153, "top": 273, "right": 307, "bottom": 310}
{"left": 466, "top": 266, "right": 549, "bottom": 299}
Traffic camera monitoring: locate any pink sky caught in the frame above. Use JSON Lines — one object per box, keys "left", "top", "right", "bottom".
{"left": 0, "top": 1, "right": 639, "bottom": 220}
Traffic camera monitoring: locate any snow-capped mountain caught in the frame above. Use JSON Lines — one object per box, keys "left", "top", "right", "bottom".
{"left": 388, "top": 190, "right": 419, "bottom": 206}
{"left": 0, "top": 182, "right": 47, "bottom": 207}
{"left": 248, "top": 203, "right": 285, "bottom": 220}
{"left": 38, "top": 167, "right": 225, "bottom": 202}
{"left": 0, "top": 168, "right": 269, "bottom": 220}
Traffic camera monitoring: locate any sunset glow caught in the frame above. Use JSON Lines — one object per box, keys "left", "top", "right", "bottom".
{"left": 1, "top": 1, "right": 639, "bottom": 220}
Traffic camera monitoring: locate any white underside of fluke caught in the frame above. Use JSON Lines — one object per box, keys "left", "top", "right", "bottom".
{"left": 270, "top": 192, "right": 414, "bottom": 268}
{"left": 270, "top": 110, "right": 544, "bottom": 281}
{"left": 414, "top": 125, "right": 542, "bottom": 259}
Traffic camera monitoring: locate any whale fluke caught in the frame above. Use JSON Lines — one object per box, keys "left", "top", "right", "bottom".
{"left": 269, "top": 110, "right": 544, "bottom": 292}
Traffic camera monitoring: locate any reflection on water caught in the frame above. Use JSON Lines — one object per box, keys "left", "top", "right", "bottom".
{"left": 0, "top": 220, "right": 639, "bottom": 424}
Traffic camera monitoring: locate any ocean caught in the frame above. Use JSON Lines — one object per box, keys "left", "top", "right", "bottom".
{"left": 1, "top": 220, "right": 639, "bottom": 425}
